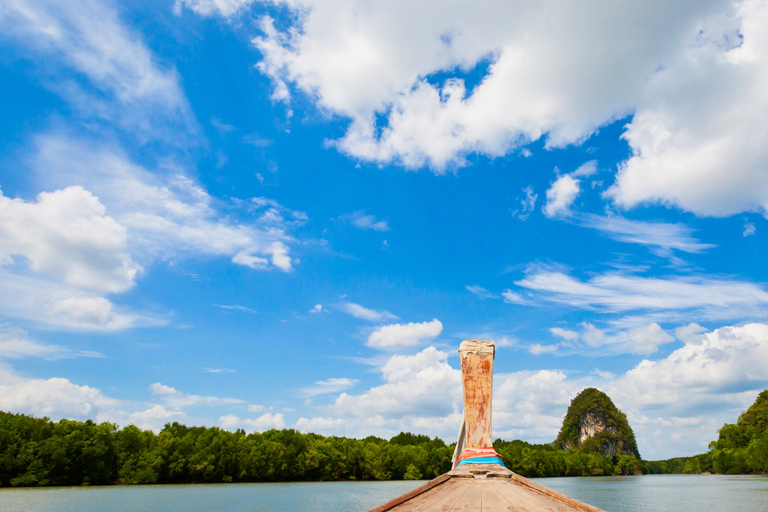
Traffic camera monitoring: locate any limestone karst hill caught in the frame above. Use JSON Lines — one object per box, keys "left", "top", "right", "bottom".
{"left": 554, "top": 388, "right": 640, "bottom": 459}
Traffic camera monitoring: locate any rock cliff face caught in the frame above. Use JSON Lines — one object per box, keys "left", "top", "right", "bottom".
{"left": 555, "top": 388, "right": 640, "bottom": 459}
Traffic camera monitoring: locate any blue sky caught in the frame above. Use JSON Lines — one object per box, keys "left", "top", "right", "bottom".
{"left": 2, "top": 0, "right": 768, "bottom": 460}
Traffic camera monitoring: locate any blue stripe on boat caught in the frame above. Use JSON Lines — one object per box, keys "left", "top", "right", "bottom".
{"left": 456, "top": 456, "right": 506, "bottom": 467}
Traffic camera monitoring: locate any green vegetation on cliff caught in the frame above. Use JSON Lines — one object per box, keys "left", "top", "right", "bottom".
{"left": 708, "top": 389, "right": 768, "bottom": 474}
{"left": 554, "top": 388, "right": 640, "bottom": 459}
{"left": 0, "top": 411, "right": 452, "bottom": 487}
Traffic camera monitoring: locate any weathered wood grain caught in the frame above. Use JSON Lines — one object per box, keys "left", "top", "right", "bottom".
{"left": 460, "top": 351, "right": 494, "bottom": 448}
{"left": 368, "top": 474, "right": 452, "bottom": 512}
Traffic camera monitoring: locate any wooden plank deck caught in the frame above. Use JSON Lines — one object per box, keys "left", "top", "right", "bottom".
{"left": 369, "top": 464, "right": 605, "bottom": 512}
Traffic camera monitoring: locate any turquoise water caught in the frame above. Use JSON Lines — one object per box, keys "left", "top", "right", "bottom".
{"left": 0, "top": 475, "right": 766, "bottom": 511}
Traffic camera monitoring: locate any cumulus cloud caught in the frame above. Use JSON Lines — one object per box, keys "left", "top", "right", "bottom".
{"left": 248, "top": 4, "right": 702, "bottom": 168}
{"left": 0, "top": 186, "right": 140, "bottom": 294}
{"left": 341, "top": 211, "right": 391, "bottom": 232}
{"left": 219, "top": 412, "right": 285, "bottom": 432}
{"left": 607, "top": 323, "right": 768, "bottom": 456}
{"left": 316, "top": 347, "right": 462, "bottom": 438}
{"left": 544, "top": 175, "right": 580, "bottom": 218}
{"left": 120, "top": 405, "right": 187, "bottom": 431}
{"left": 0, "top": 377, "right": 120, "bottom": 419}
{"left": 243, "top": 0, "right": 768, "bottom": 218}
{"left": 367, "top": 319, "right": 443, "bottom": 348}
{"left": 340, "top": 302, "right": 398, "bottom": 322}
{"left": 295, "top": 416, "right": 346, "bottom": 433}
{"left": 607, "top": 0, "right": 768, "bottom": 217}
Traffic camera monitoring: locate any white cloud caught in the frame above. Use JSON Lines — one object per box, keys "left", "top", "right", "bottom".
{"left": 501, "top": 289, "right": 526, "bottom": 305}
{"left": 341, "top": 211, "right": 391, "bottom": 231}
{"left": 175, "top": 0, "right": 254, "bottom": 18}
{"left": 149, "top": 382, "right": 245, "bottom": 407}
{"left": 309, "top": 304, "right": 324, "bottom": 314}
{"left": 571, "top": 160, "right": 598, "bottom": 177}
{"left": 319, "top": 347, "right": 462, "bottom": 438}
{"left": 295, "top": 416, "right": 346, "bottom": 433}
{"left": 607, "top": 0, "right": 768, "bottom": 218}
{"left": 0, "top": 270, "right": 155, "bottom": 330}
{"left": 35, "top": 136, "right": 301, "bottom": 272}
{"left": 674, "top": 322, "right": 707, "bottom": 343}
{"left": 0, "top": 186, "right": 140, "bottom": 294}
{"left": 744, "top": 221, "right": 756, "bottom": 236}
{"left": 493, "top": 370, "right": 587, "bottom": 442}
{"left": 340, "top": 302, "right": 398, "bottom": 322}
{"left": 245, "top": 1, "right": 768, "bottom": 217}
{"left": 52, "top": 296, "right": 115, "bottom": 325}
{"left": 544, "top": 174, "right": 580, "bottom": 218}
{"left": 567, "top": 322, "right": 676, "bottom": 356}
{"left": 466, "top": 285, "right": 498, "bottom": 300}
{"left": 592, "top": 369, "right": 616, "bottom": 380}
{"left": 549, "top": 327, "right": 579, "bottom": 342}
{"left": 0, "top": 328, "right": 100, "bottom": 360}
{"left": 0, "top": 0, "right": 191, "bottom": 138}
{"left": 0, "top": 132, "right": 306, "bottom": 330}
{"left": 528, "top": 344, "right": 559, "bottom": 355}
{"left": 122, "top": 405, "right": 187, "bottom": 431}
{"left": 0, "top": 377, "right": 119, "bottom": 418}
{"left": 608, "top": 322, "right": 768, "bottom": 456}
{"left": 624, "top": 323, "right": 676, "bottom": 355}
{"left": 300, "top": 377, "right": 358, "bottom": 397}
{"left": 575, "top": 214, "right": 716, "bottom": 255}
{"left": 219, "top": 412, "right": 285, "bottom": 432}
{"left": 214, "top": 304, "right": 257, "bottom": 314}
{"left": 516, "top": 267, "right": 768, "bottom": 322}
{"left": 210, "top": 117, "right": 234, "bottom": 135}
{"left": 202, "top": 367, "right": 236, "bottom": 373}
{"left": 247, "top": 3, "right": 716, "bottom": 170}
{"left": 514, "top": 186, "right": 538, "bottom": 221}
{"left": 367, "top": 319, "right": 443, "bottom": 348}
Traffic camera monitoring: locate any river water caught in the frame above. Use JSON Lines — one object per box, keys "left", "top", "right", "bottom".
{"left": 0, "top": 475, "right": 766, "bottom": 511}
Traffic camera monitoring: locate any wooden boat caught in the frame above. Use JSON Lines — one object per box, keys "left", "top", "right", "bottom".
{"left": 368, "top": 340, "right": 605, "bottom": 512}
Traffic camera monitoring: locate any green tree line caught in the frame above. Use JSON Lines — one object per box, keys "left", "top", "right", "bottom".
{"left": 1, "top": 411, "right": 655, "bottom": 487}
{"left": 0, "top": 412, "right": 452, "bottom": 487}
{"left": 495, "top": 439, "right": 644, "bottom": 477}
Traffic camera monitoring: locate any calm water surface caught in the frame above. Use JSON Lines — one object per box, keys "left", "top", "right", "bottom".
{"left": 1, "top": 475, "right": 766, "bottom": 512}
